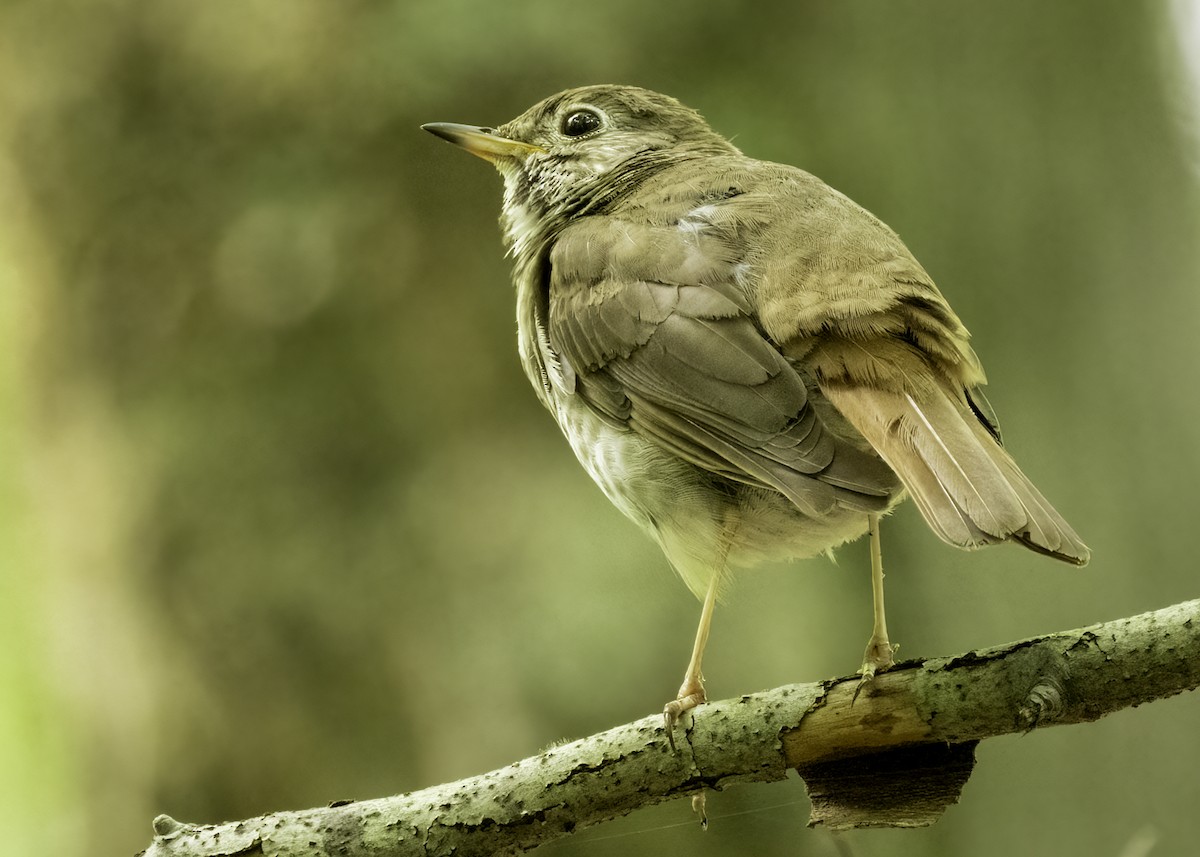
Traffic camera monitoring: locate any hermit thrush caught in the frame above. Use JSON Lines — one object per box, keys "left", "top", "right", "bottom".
{"left": 423, "top": 85, "right": 1088, "bottom": 737}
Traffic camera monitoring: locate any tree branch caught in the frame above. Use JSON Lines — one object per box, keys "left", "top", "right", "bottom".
{"left": 141, "top": 599, "right": 1200, "bottom": 857}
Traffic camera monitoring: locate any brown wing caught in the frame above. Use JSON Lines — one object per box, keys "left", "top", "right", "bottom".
{"left": 546, "top": 215, "right": 900, "bottom": 517}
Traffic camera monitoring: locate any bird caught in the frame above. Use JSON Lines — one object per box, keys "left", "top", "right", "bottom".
{"left": 422, "top": 84, "right": 1089, "bottom": 739}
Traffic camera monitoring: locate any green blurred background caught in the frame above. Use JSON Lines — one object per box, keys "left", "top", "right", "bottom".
{"left": 3, "top": 1, "right": 1199, "bottom": 855}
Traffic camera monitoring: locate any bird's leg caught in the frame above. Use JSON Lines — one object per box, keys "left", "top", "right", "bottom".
{"left": 664, "top": 566, "right": 722, "bottom": 747}
{"left": 858, "top": 512, "right": 896, "bottom": 687}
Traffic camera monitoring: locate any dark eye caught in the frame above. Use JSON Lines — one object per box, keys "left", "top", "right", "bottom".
{"left": 561, "top": 109, "right": 603, "bottom": 137}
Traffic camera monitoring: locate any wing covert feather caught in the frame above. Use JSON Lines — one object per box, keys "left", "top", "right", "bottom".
{"left": 547, "top": 215, "right": 899, "bottom": 510}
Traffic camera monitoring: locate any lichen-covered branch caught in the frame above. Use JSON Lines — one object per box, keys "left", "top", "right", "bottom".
{"left": 141, "top": 599, "right": 1200, "bottom": 857}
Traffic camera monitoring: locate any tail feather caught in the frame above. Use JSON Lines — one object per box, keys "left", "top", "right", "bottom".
{"left": 898, "top": 390, "right": 1025, "bottom": 536}
{"left": 823, "top": 382, "right": 1090, "bottom": 566}
{"left": 990, "top": 444, "right": 1085, "bottom": 561}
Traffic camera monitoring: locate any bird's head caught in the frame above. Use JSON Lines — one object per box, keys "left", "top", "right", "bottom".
{"left": 423, "top": 85, "right": 738, "bottom": 236}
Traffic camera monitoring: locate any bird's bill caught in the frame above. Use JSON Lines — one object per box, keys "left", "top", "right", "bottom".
{"left": 421, "top": 122, "right": 545, "bottom": 162}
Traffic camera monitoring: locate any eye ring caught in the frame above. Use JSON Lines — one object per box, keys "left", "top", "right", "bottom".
{"left": 560, "top": 108, "right": 603, "bottom": 138}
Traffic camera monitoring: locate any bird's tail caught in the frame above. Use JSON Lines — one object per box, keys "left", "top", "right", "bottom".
{"left": 822, "top": 382, "right": 1090, "bottom": 565}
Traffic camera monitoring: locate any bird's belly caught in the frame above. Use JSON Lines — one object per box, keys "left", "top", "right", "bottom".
{"left": 553, "top": 397, "right": 660, "bottom": 532}
{"left": 549, "top": 395, "right": 875, "bottom": 598}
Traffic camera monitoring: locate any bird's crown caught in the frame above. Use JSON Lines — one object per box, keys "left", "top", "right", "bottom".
{"left": 498, "top": 84, "right": 736, "bottom": 165}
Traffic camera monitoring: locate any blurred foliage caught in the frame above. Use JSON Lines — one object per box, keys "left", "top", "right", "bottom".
{"left": 2, "top": 1, "right": 1200, "bottom": 856}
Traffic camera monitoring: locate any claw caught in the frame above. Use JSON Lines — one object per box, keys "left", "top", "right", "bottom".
{"left": 854, "top": 636, "right": 897, "bottom": 702}
{"left": 663, "top": 686, "right": 706, "bottom": 750}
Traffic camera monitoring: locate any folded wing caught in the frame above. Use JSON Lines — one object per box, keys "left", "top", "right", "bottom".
{"left": 547, "top": 216, "right": 901, "bottom": 517}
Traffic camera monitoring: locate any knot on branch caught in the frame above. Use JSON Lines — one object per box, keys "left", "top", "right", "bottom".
{"left": 1017, "top": 659, "right": 1070, "bottom": 731}
{"left": 152, "top": 814, "right": 192, "bottom": 840}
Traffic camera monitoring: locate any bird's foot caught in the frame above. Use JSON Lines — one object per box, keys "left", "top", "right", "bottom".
{"left": 663, "top": 676, "right": 706, "bottom": 750}
{"left": 854, "top": 635, "right": 897, "bottom": 701}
